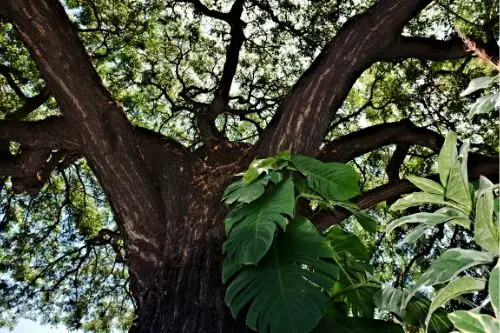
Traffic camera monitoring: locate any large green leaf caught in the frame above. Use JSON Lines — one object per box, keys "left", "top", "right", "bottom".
{"left": 448, "top": 311, "right": 500, "bottom": 333}
{"left": 373, "top": 286, "right": 453, "bottom": 333}
{"left": 224, "top": 217, "right": 338, "bottom": 333}
{"left": 445, "top": 158, "right": 472, "bottom": 214}
{"left": 329, "top": 231, "right": 379, "bottom": 317}
{"left": 468, "top": 93, "right": 499, "bottom": 119}
{"left": 407, "top": 175, "right": 445, "bottom": 195}
{"left": 438, "top": 132, "right": 458, "bottom": 187}
{"left": 460, "top": 76, "right": 496, "bottom": 96}
{"left": 404, "top": 249, "right": 495, "bottom": 309}
{"left": 223, "top": 177, "right": 295, "bottom": 265}
{"left": 390, "top": 192, "right": 460, "bottom": 212}
{"left": 334, "top": 202, "right": 378, "bottom": 233}
{"left": 313, "top": 317, "right": 404, "bottom": 333}
{"left": 425, "top": 277, "right": 486, "bottom": 327}
{"left": 291, "top": 154, "right": 360, "bottom": 201}
{"left": 325, "top": 227, "right": 369, "bottom": 261}
{"left": 474, "top": 176, "right": 499, "bottom": 253}
{"left": 490, "top": 261, "right": 499, "bottom": 318}
{"left": 223, "top": 172, "right": 279, "bottom": 205}
{"left": 399, "top": 224, "right": 430, "bottom": 245}
{"left": 386, "top": 212, "right": 455, "bottom": 235}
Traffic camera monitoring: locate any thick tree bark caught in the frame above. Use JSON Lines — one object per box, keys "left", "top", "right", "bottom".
{"left": 0, "top": 0, "right": 495, "bottom": 332}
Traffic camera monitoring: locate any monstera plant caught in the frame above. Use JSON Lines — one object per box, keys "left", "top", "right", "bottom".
{"left": 220, "top": 152, "right": 405, "bottom": 333}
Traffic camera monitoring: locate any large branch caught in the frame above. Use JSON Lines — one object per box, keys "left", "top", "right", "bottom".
{"left": 0, "top": 117, "right": 77, "bottom": 149}
{"left": 379, "top": 36, "right": 468, "bottom": 61}
{"left": 254, "top": 0, "right": 474, "bottom": 156}
{"left": 194, "top": 0, "right": 246, "bottom": 141}
{"left": 0, "top": 0, "right": 193, "bottom": 299}
{"left": 210, "top": 0, "right": 245, "bottom": 114}
{"left": 318, "top": 119, "right": 494, "bottom": 169}
{"left": 314, "top": 153, "right": 499, "bottom": 231}
{"left": 311, "top": 120, "right": 499, "bottom": 230}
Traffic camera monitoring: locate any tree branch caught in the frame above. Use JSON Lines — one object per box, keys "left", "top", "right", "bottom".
{"left": 0, "top": 0, "right": 197, "bottom": 300}
{"left": 191, "top": 0, "right": 246, "bottom": 142}
{"left": 386, "top": 144, "right": 409, "bottom": 182}
{"left": 6, "top": 86, "right": 50, "bottom": 120}
{"left": 311, "top": 119, "right": 499, "bottom": 230}
{"left": 255, "top": 0, "right": 435, "bottom": 155}
{"left": 0, "top": 64, "right": 26, "bottom": 98}
{"left": 314, "top": 157, "right": 499, "bottom": 231}
{"left": 210, "top": 0, "right": 246, "bottom": 114}
{"left": 318, "top": 119, "right": 495, "bottom": 170}
{"left": 0, "top": 117, "right": 78, "bottom": 149}
{"left": 320, "top": 119, "right": 441, "bottom": 162}
{"left": 379, "top": 36, "right": 469, "bottom": 61}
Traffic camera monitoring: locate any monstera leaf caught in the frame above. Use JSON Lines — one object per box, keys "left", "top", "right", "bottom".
{"left": 224, "top": 217, "right": 339, "bottom": 333}
{"left": 291, "top": 154, "right": 360, "bottom": 201}
{"left": 223, "top": 177, "right": 295, "bottom": 265}
{"left": 327, "top": 226, "right": 379, "bottom": 317}
{"left": 223, "top": 172, "right": 281, "bottom": 205}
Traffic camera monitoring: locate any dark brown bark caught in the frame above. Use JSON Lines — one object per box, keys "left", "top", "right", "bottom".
{"left": 0, "top": 0, "right": 497, "bottom": 332}
{"left": 255, "top": 0, "right": 434, "bottom": 155}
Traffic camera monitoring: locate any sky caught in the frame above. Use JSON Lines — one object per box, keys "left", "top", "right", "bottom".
{"left": 0, "top": 319, "right": 71, "bottom": 333}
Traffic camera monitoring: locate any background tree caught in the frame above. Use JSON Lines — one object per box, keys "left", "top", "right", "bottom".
{"left": 0, "top": 0, "right": 497, "bottom": 332}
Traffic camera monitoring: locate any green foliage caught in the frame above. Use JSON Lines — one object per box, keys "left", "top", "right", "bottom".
{"left": 380, "top": 132, "right": 500, "bottom": 333}
{"left": 224, "top": 217, "right": 338, "bottom": 333}
{"left": 373, "top": 286, "right": 453, "bottom": 333}
{"left": 224, "top": 177, "right": 295, "bottom": 265}
{"left": 460, "top": 75, "right": 499, "bottom": 119}
{"left": 448, "top": 311, "right": 500, "bottom": 333}
{"left": 222, "top": 152, "right": 398, "bottom": 333}
{"left": 290, "top": 155, "right": 360, "bottom": 201}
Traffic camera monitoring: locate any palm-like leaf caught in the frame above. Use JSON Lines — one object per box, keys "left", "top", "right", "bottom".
{"left": 224, "top": 217, "right": 339, "bottom": 333}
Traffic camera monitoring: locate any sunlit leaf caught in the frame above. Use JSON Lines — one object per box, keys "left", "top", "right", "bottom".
{"left": 403, "top": 249, "right": 494, "bottom": 310}
{"left": 386, "top": 212, "right": 455, "bottom": 235}
{"left": 460, "top": 76, "right": 496, "bottom": 96}
{"left": 468, "top": 93, "right": 499, "bottom": 119}
{"left": 474, "top": 176, "right": 499, "bottom": 253}
{"left": 490, "top": 261, "right": 499, "bottom": 318}
{"left": 448, "top": 311, "right": 500, "bottom": 333}
{"left": 407, "top": 175, "right": 445, "bottom": 195}
{"left": 438, "top": 132, "right": 458, "bottom": 187}
{"left": 425, "top": 277, "right": 486, "bottom": 327}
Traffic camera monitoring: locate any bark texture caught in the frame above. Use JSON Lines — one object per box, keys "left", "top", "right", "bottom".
{"left": 0, "top": 0, "right": 496, "bottom": 332}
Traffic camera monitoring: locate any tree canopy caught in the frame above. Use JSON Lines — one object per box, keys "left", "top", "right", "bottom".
{"left": 0, "top": 0, "right": 497, "bottom": 332}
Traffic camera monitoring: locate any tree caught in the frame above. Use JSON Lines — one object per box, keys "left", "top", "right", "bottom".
{"left": 0, "top": 0, "right": 497, "bottom": 332}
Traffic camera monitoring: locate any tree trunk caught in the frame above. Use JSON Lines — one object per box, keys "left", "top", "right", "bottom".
{"left": 129, "top": 194, "right": 249, "bottom": 333}
{"left": 2, "top": 1, "right": 494, "bottom": 332}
